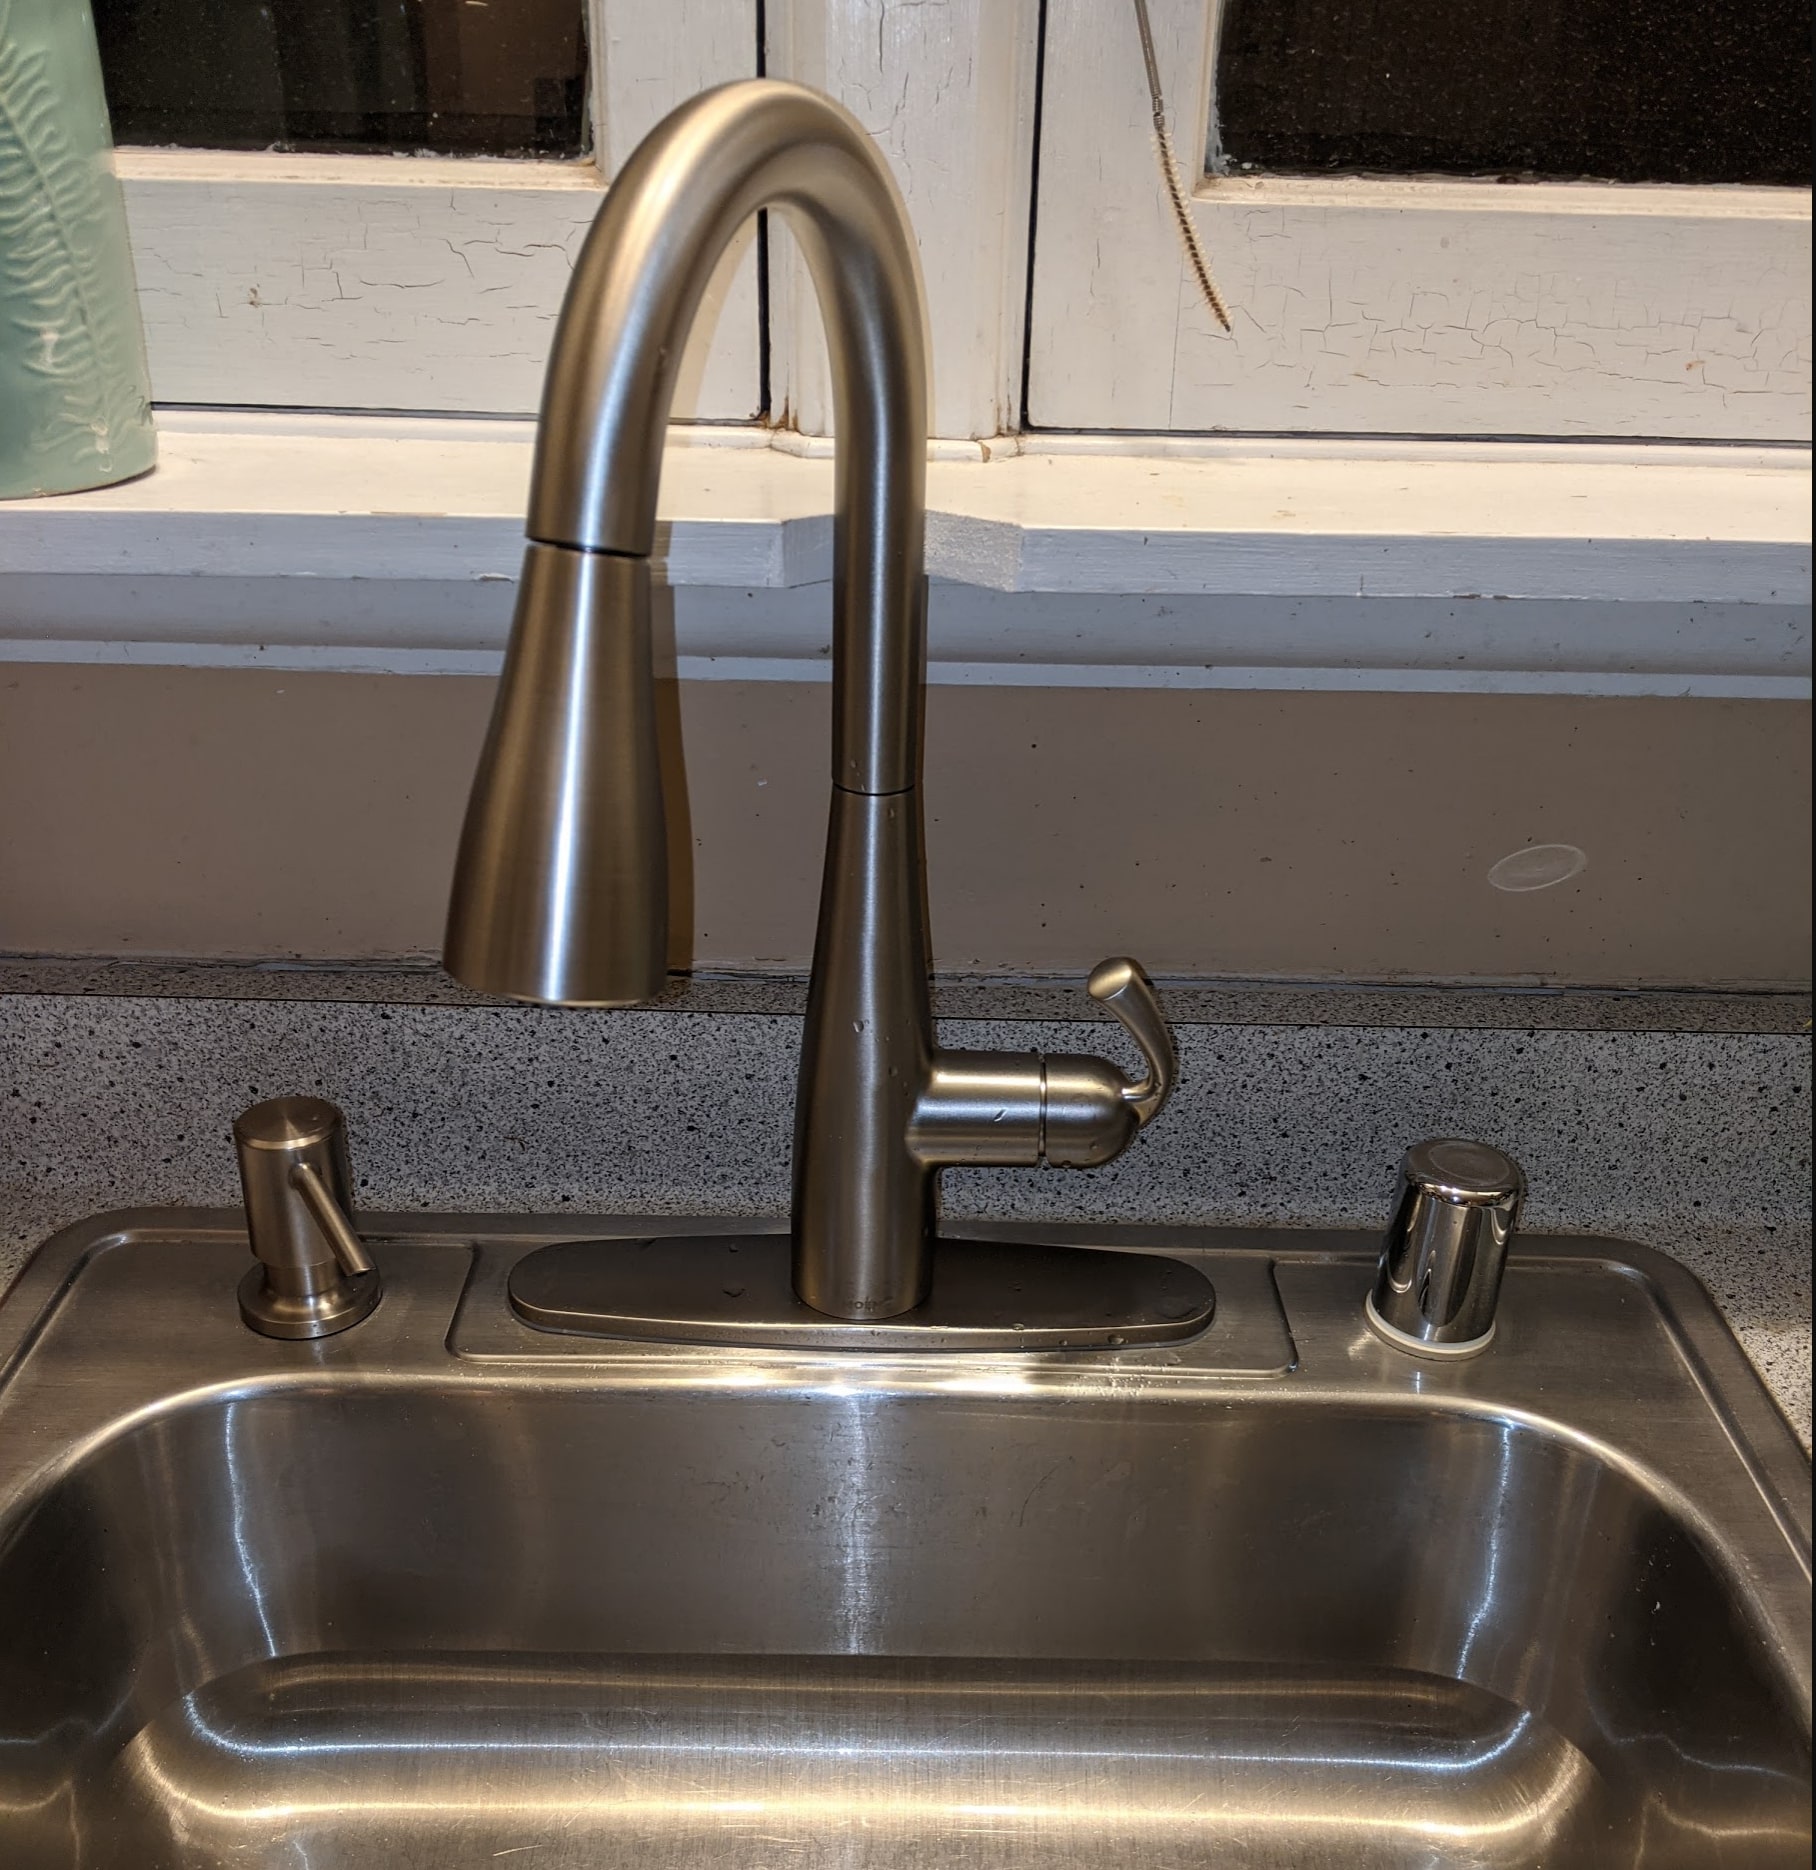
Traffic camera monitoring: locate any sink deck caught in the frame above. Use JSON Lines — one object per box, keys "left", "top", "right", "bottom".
{"left": 0, "top": 1214, "right": 1808, "bottom": 1868}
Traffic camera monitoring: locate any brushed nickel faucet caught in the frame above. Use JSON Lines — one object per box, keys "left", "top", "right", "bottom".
{"left": 445, "top": 81, "right": 1202, "bottom": 1343}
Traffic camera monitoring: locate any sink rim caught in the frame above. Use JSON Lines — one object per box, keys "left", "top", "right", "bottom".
{"left": 1, "top": 1210, "right": 1809, "bottom": 1869}
{"left": 2, "top": 1210, "right": 1809, "bottom": 1718}
{"left": 3, "top": 1206, "right": 1807, "bottom": 1479}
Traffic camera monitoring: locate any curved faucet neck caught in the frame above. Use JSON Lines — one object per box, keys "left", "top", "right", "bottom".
{"left": 528, "top": 80, "right": 930, "bottom": 795}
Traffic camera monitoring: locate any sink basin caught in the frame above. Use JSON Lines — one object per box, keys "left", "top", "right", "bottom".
{"left": 0, "top": 1213, "right": 1808, "bottom": 1867}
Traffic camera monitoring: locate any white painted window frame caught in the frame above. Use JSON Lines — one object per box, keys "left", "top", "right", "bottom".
{"left": 763, "top": 0, "right": 1042, "bottom": 445}
{"left": 114, "top": 0, "right": 764, "bottom": 419}
{"left": 100, "top": 0, "right": 1816, "bottom": 444}
{"left": 108, "top": 0, "right": 1046, "bottom": 442}
{"left": 1028, "top": 0, "right": 1813, "bottom": 441}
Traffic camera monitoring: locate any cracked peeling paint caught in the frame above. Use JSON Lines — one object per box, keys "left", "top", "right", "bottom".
{"left": 1030, "top": 0, "right": 1810, "bottom": 438}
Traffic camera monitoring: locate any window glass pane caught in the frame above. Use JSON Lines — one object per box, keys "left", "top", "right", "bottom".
{"left": 1212, "top": 0, "right": 1810, "bottom": 186}
{"left": 93, "top": 0, "right": 588, "bottom": 156}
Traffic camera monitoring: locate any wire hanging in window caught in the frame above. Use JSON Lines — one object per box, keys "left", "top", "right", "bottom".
{"left": 1132, "top": 0, "right": 1233, "bottom": 332}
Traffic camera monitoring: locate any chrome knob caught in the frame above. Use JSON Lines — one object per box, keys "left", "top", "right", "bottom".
{"left": 1366, "top": 1138, "right": 1524, "bottom": 1358}
{"left": 234, "top": 1096, "right": 382, "bottom": 1339}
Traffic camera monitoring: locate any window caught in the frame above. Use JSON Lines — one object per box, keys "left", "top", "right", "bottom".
{"left": 1027, "top": 0, "right": 1811, "bottom": 439}
{"left": 94, "top": 0, "right": 590, "bottom": 155}
{"left": 105, "top": 0, "right": 763, "bottom": 418}
{"left": 1211, "top": 0, "right": 1809, "bottom": 186}
{"left": 94, "top": 0, "right": 1811, "bottom": 443}
{"left": 97, "top": 0, "right": 1040, "bottom": 439}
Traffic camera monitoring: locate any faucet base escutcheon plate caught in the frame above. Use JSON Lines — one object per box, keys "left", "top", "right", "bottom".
{"left": 507, "top": 1234, "right": 1215, "bottom": 1351}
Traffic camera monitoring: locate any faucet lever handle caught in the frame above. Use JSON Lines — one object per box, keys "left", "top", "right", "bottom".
{"left": 1086, "top": 958, "right": 1175, "bottom": 1126}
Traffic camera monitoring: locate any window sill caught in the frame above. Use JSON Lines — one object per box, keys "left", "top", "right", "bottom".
{"left": 1, "top": 412, "right": 1808, "bottom": 697}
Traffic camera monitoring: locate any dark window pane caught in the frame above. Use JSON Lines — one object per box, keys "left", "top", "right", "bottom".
{"left": 1213, "top": 0, "right": 1811, "bottom": 185}
{"left": 93, "top": 0, "right": 588, "bottom": 156}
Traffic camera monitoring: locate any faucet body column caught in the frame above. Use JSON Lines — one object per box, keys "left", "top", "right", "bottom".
{"left": 793, "top": 789, "right": 935, "bottom": 1316}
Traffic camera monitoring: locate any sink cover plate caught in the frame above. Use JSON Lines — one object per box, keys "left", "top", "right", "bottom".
{"left": 507, "top": 1231, "right": 1217, "bottom": 1349}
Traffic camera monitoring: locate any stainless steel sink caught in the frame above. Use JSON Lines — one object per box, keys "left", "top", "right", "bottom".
{"left": 0, "top": 1213, "right": 1808, "bottom": 1868}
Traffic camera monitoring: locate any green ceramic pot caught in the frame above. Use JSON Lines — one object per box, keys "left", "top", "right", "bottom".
{"left": 0, "top": 0, "right": 156, "bottom": 498}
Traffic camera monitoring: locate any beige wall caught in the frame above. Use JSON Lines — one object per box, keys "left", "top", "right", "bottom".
{"left": 1, "top": 663, "right": 1808, "bottom": 986}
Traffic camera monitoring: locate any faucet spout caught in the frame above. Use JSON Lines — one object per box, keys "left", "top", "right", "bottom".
{"left": 531, "top": 80, "right": 928, "bottom": 797}
{"left": 447, "top": 81, "right": 1174, "bottom": 1326}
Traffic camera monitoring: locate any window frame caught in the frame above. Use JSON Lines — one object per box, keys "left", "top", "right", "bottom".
{"left": 1026, "top": 0, "right": 1812, "bottom": 441}
{"left": 92, "top": 0, "right": 1816, "bottom": 450}
{"left": 107, "top": 0, "right": 1047, "bottom": 440}
{"left": 762, "top": 0, "right": 1041, "bottom": 444}
{"left": 113, "top": 0, "right": 765, "bottom": 420}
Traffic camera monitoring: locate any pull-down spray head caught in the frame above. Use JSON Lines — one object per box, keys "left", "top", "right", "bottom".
{"left": 444, "top": 78, "right": 928, "bottom": 1012}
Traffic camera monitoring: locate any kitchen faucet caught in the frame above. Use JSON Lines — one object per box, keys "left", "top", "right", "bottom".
{"left": 445, "top": 80, "right": 1204, "bottom": 1343}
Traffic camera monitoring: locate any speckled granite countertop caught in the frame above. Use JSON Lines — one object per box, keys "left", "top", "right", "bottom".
{"left": 4, "top": 964, "right": 1809, "bottom": 1446}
